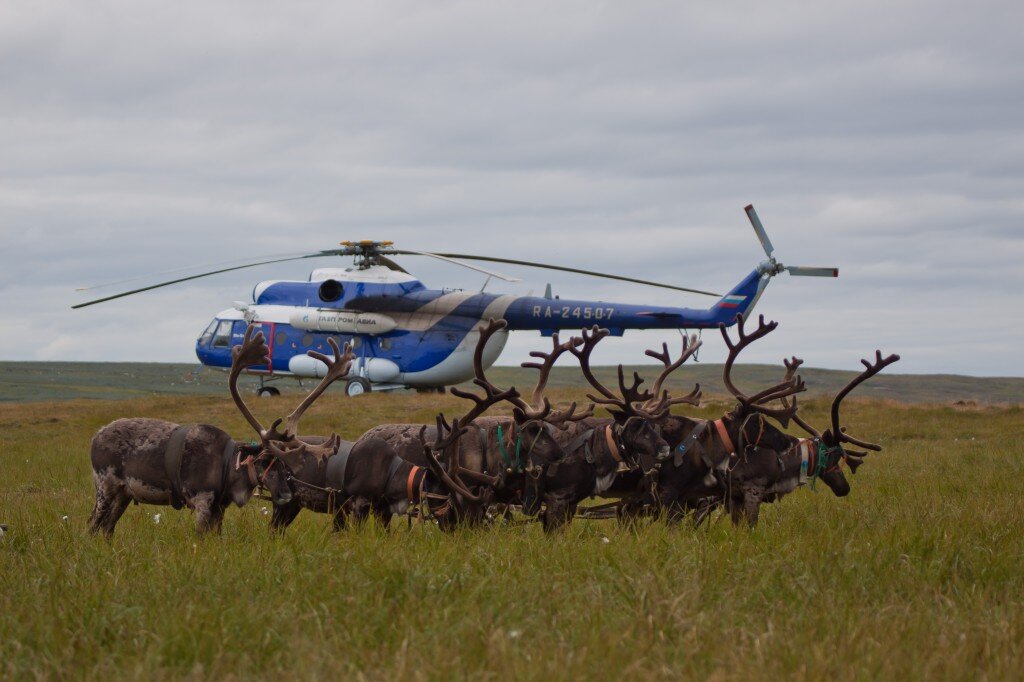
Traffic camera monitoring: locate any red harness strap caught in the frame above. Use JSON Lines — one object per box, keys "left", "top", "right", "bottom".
{"left": 712, "top": 418, "right": 736, "bottom": 456}
{"left": 406, "top": 465, "right": 422, "bottom": 502}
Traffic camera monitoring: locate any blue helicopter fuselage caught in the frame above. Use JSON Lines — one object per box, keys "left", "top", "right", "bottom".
{"left": 195, "top": 265, "right": 767, "bottom": 387}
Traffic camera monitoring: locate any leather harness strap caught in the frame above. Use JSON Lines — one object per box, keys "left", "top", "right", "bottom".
{"left": 164, "top": 424, "right": 192, "bottom": 510}
{"left": 674, "top": 420, "right": 709, "bottom": 467}
{"left": 564, "top": 428, "right": 595, "bottom": 460}
{"left": 712, "top": 418, "right": 736, "bottom": 456}
{"left": 406, "top": 465, "right": 423, "bottom": 502}
{"left": 217, "top": 437, "right": 237, "bottom": 504}
{"left": 325, "top": 441, "right": 355, "bottom": 492}
{"left": 604, "top": 425, "right": 623, "bottom": 463}
{"left": 798, "top": 439, "right": 816, "bottom": 485}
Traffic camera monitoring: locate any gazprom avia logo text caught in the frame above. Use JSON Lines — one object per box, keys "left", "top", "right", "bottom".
{"left": 718, "top": 294, "right": 747, "bottom": 309}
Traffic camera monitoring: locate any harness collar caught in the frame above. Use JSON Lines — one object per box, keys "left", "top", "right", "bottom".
{"left": 712, "top": 418, "right": 736, "bottom": 457}
{"left": 604, "top": 424, "right": 623, "bottom": 463}
{"left": 797, "top": 438, "right": 816, "bottom": 485}
{"left": 406, "top": 465, "right": 424, "bottom": 503}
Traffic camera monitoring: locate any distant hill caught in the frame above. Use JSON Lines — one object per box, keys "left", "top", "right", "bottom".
{"left": 1, "top": 361, "right": 1021, "bottom": 404}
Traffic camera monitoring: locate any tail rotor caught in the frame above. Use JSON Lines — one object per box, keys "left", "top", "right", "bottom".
{"left": 746, "top": 205, "right": 838, "bottom": 279}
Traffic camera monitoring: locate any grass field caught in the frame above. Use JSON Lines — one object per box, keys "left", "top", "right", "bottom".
{"left": 1, "top": 389, "right": 1023, "bottom": 679}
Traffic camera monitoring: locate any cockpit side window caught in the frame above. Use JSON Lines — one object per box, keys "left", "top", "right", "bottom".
{"left": 199, "top": 320, "right": 218, "bottom": 347}
{"left": 213, "top": 320, "right": 234, "bottom": 348}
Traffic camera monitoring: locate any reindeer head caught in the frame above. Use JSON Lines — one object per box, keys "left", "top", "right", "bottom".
{"left": 229, "top": 324, "right": 352, "bottom": 494}
{"left": 231, "top": 443, "right": 294, "bottom": 506}
{"left": 775, "top": 351, "right": 900, "bottom": 496}
{"left": 569, "top": 325, "right": 673, "bottom": 474}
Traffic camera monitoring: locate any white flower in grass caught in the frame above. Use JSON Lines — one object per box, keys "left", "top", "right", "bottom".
{"left": 153, "top": 513, "right": 162, "bottom": 524}
{"left": 601, "top": 535, "right": 610, "bottom": 544}
{"left": 261, "top": 507, "right": 269, "bottom": 516}
{"left": 508, "top": 630, "right": 522, "bottom": 639}
{"left": 61, "top": 515, "right": 69, "bottom": 522}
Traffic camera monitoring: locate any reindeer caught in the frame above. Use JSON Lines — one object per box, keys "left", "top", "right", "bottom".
{"left": 710, "top": 350, "right": 900, "bottom": 526}
{"left": 87, "top": 329, "right": 293, "bottom": 537}
{"left": 362, "top": 319, "right": 591, "bottom": 528}
{"left": 533, "top": 325, "right": 696, "bottom": 531}
{"left": 225, "top": 326, "right": 477, "bottom": 532}
{"left": 641, "top": 314, "right": 899, "bottom": 527}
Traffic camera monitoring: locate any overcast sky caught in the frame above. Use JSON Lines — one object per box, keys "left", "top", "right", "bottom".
{"left": 1, "top": 1, "right": 1022, "bottom": 377}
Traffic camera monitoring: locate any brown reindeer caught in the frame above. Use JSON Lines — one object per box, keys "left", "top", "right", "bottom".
{"left": 645, "top": 315, "right": 899, "bottom": 526}
{"left": 710, "top": 350, "right": 901, "bottom": 526}
{"left": 360, "top": 318, "right": 589, "bottom": 528}
{"left": 535, "top": 325, "right": 698, "bottom": 531}
{"left": 87, "top": 328, "right": 293, "bottom": 537}
{"left": 229, "top": 327, "right": 480, "bottom": 532}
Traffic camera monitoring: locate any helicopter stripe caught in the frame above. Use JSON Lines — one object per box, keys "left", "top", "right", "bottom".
{"left": 387, "top": 291, "right": 481, "bottom": 332}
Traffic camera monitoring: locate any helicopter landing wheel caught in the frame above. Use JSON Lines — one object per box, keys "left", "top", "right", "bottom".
{"left": 345, "top": 377, "right": 371, "bottom": 397}
{"left": 257, "top": 386, "right": 280, "bottom": 398}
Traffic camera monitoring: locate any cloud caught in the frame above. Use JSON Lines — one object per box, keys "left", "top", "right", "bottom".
{"left": 1, "top": 0, "right": 1022, "bottom": 378}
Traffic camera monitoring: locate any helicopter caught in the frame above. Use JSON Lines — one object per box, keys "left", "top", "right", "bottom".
{"left": 73, "top": 205, "right": 836, "bottom": 397}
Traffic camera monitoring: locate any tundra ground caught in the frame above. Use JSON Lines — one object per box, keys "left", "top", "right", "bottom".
{"left": 1, "top": 391, "right": 1022, "bottom": 679}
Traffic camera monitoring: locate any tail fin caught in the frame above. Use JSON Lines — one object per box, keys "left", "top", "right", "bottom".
{"left": 708, "top": 270, "right": 767, "bottom": 326}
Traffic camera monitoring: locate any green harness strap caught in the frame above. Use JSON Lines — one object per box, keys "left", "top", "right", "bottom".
{"left": 496, "top": 424, "right": 524, "bottom": 472}
{"left": 811, "top": 441, "right": 842, "bottom": 490}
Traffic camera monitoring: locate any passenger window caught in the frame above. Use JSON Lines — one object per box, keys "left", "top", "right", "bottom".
{"left": 213, "top": 320, "right": 234, "bottom": 348}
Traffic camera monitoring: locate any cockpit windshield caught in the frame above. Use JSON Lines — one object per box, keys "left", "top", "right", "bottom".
{"left": 198, "top": 320, "right": 217, "bottom": 347}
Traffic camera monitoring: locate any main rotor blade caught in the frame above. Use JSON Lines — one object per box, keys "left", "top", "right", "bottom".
{"left": 71, "top": 251, "right": 347, "bottom": 309}
{"left": 392, "top": 250, "right": 521, "bottom": 282}
{"left": 74, "top": 251, "right": 313, "bottom": 293}
{"left": 376, "top": 254, "right": 410, "bottom": 274}
{"left": 417, "top": 252, "right": 721, "bottom": 297}
{"left": 745, "top": 204, "right": 774, "bottom": 259}
{"left": 786, "top": 265, "right": 839, "bottom": 277}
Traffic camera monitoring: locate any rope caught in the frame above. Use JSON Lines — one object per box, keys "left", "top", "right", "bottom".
{"left": 811, "top": 441, "right": 841, "bottom": 490}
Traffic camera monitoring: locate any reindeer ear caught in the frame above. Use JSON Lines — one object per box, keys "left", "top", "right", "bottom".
{"left": 845, "top": 455, "right": 864, "bottom": 474}
{"left": 512, "top": 406, "right": 527, "bottom": 423}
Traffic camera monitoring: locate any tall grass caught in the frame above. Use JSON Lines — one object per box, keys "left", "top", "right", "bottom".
{"left": 1, "top": 392, "right": 1022, "bottom": 679}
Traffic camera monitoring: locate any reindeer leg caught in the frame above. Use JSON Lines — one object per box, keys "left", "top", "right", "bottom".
{"left": 374, "top": 500, "right": 393, "bottom": 529}
{"left": 271, "top": 501, "right": 302, "bottom": 532}
{"left": 742, "top": 488, "right": 764, "bottom": 528}
{"left": 332, "top": 509, "right": 347, "bottom": 531}
{"left": 192, "top": 491, "right": 218, "bottom": 534}
{"left": 100, "top": 490, "right": 131, "bottom": 537}
{"left": 729, "top": 494, "right": 746, "bottom": 526}
{"left": 88, "top": 471, "right": 118, "bottom": 535}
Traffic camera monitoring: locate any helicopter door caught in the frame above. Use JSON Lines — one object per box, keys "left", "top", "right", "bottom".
{"left": 246, "top": 320, "right": 275, "bottom": 374}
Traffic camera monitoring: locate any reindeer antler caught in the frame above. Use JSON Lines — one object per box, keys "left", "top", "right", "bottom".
{"left": 520, "top": 332, "right": 594, "bottom": 425}
{"left": 278, "top": 338, "right": 355, "bottom": 441}
{"left": 777, "top": 357, "right": 821, "bottom": 439}
{"left": 719, "top": 313, "right": 805, "bottom": 425}
{"left": 418, "top": 424, "right": 487, "bottom": 503}
{"left": 827, "top": 350, "right": 901, "bottom": 450}
{"left": 567, "top": 325, "right": 655, "bottom": 419}
{"left": 640, "top": 334, "right": 703, "bottom": 417}
{"left": 229, "top": 325, "right": 273, "bottom": 440}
